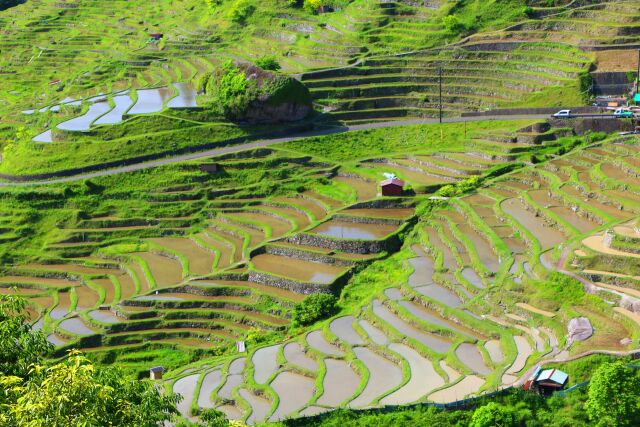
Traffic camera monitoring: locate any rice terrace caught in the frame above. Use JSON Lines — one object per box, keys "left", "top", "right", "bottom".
{"left": 0, "top": 0, "right": 640, "bottom": 426}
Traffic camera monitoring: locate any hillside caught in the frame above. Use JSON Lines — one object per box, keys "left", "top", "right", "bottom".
{"left": 0, "top": 1, "right": 639, "bottom": 426}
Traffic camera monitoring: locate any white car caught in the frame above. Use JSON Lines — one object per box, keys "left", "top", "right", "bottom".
{"left": 552, "top": 110, "right": 572, "bottom": 118}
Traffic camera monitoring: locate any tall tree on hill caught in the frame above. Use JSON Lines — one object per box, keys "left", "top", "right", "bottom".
{"left": 585, "top": 361, "right": 640, "bottom": 427}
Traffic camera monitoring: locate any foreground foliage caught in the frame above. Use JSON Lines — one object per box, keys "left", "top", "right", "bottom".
{"left": 0, "top": 295, "right": 180, "bottom": 426}
{"left": 585, "top": 362, "right": 640, "bottom": 427}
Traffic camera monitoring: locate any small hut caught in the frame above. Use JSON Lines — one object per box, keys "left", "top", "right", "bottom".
{"left": 149, "top": 33, "right": 164, "bottom": 41}
{"left": 199, "top": 163, "right": 219, "bottom": 173}
{"left": 149, "top": 366, "right": 165, "bottom": 380}
{"left": 381, "top": 178, "right": 404, "bottom": 196}
{"left": 524, "top": 367, "right": 568, "bottom": 395}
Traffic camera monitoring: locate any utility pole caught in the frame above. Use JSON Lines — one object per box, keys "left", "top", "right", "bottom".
{"left": 636, "top": 49, "right": 640, "bottom": 93}
{"left": 438, "top": 66, "right": 443, "bottom": 124}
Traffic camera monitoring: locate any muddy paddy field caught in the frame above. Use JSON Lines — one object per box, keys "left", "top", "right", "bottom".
{"left": 1, "top": 119, "right": 639, "bottom": 424}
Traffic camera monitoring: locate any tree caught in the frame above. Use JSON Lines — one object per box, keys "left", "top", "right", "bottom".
{"left": 585, "top": 362, "right": 640, "bottom": 427}
{"left": 469, "top": 402, "right": 517, "bottom": 427}
{"left": 0, "top": 351, "right": 180, "bottom": 426}
{"left": 0, "top": 296, "right": 179, "bottom": 426}
{"left": 0, "top": 294, "right": 51, "bottom": 378}
{"left": 291, "top": 293, "right": 338, "bottom": 327}
{"left": 227, "top": 0, "right": 255, "bottom": 24}
{"left": 304, "top": 0, "right": 323, "bottom": 13}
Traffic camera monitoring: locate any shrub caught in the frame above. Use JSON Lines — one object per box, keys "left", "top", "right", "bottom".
{"left": 470, "top": 402, "right": 517, "bottom": 427}
{"left": 227, "top": 0, "right": 255, "bottom": 23}
{"left": 304, "top": 0, "right": 322, "bottom": 13}
{"left": 292, "top": 293, "right": 338, "bottom": 327}
{"left": 256, "top": 56, "right": 281, "bottom": 71}
{"left": 443, "top": 15, "right": 467, "bottom": 33}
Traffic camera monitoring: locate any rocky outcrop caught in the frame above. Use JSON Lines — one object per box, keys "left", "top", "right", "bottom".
{"left": 568, "top": 317, "right": 593, "bottom": 343}
{"left": 243, "top": 97, "right": 312, "bottom": 124}
{"left": 241, "top": 66, "right": 313, "bottom": 124}
{"left": 203, "top": 61, "right": 313, "bottom": 124}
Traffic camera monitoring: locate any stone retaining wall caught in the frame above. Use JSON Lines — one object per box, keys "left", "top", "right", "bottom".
{"left": 347, "top": 198, "right": 415, "bottom": 210}
{"left": 285, "top": 231, "right": 402, "bottom": 254}
{"left": 332, "top": 214, "right": 403, "bottom": 226}
{"left": 248, "top": 270, "right": 339, "bottom": 295}
{"left": 549, "top": 118, "right": 637, "bottom": 134}
{"left": 258, "top": 245, "right": 354, "bottom": 267}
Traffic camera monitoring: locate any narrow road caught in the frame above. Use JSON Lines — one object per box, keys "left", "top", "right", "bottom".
{"left": 0, "top": 114, "right": 557, "bottom": 187}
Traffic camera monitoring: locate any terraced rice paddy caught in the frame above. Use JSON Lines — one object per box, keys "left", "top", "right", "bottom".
{"left": 2, "top": 1, "right": 640, "bottom": 420}
{"left": 0, "top": 145, "right": 424, "bottom": 369}
{"left": 157, "top": 134, "right": 640, "bottom": 423}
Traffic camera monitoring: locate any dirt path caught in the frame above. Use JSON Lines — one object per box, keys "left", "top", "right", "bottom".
{"left": 0, "top": 114, "right": 554, "bottom": 187}
{"left": 583, "top": 234, "right": 640, "bottom": 259}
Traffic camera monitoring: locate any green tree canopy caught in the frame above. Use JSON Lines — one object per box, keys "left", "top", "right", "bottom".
{"left": 585, "top": 362, "right": 640, "bottom": 427}
{"left": 292, "top": 293, "right": 338, "bottom": 327}
{"left": 0, "top": 351, "right": 180, "bottom": 426}
{"left": 469, "top": 402, "right": 517, "bottom": 427}
{"left": 0, "top": 295, "right": 180, "bottom": 426}
{"left": 0, "top": 294, "right": 51, "bottom": 378}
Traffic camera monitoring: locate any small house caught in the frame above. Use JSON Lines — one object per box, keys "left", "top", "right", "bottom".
{"left": 149, "top": 366, "right": 165, "bottom": 380}
{"left": 381, "top": 178, "right": 404, "bottom": 197}
{"left": 319, "top": 5, "right": 335, "bottom": 13}
{"left": 199, "top": 163, "right": 219, "bottom": 173}
{"left": 149, "top": 33, "right": 164, "bottom": 41}
{"left": 524, "top": 367, "right": 568, "bottom": 395}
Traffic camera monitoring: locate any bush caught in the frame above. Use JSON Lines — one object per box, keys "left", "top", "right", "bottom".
{"left": 227, "top": 0, "right": 255, "bottom": 23}
{"left": 470, "top": 402, "right": 517, "bottom": 427}
{"left": 292, "top": 293, "right": 338, "bottom": 327}
{"left": 303, "top": 0, "right": 322, "bottom": 13}
{"left": 256, "top": 56, "right": 281, "bottom": 71}
{"left": 203, "top": 61, "right": 255, "bottom": 119}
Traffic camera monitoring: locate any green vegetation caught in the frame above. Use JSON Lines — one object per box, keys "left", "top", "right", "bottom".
{"left": 292, "top": 293, "right": 338, "bottom": 327}
{"left": 1, "top": 0, "right": 640, "bottom": 425}
{"left": 0, "top": 295, "right": 180, "bottom": 426}
{"left": 0, "top": 294, "right": 51, "bottom": 377}
{"left": 585, "top": 362, "right": 640, "bottom": 427}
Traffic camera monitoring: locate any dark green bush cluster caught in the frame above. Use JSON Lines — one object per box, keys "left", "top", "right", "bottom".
{"left": 200, "top": 60, "right": 311, "bottom": 121}
{"left": 0, "top": 0, "right": 23, "bottom": 11}
{"left": 291, "top": 293, "right": 338, "bottom": 327}
{"left": 227, "top": 0, "right": 255, "bottom": 23}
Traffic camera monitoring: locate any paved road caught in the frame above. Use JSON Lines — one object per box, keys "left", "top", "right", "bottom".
{"left": 0, "top": 114, "right": 565, "bottom": 187}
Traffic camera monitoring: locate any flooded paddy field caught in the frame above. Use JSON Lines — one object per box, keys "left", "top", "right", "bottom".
{"left": 3, "top": 102, "right": 639, "bottom": 426}
{"left": 310, "top": 219, "right": 397, "bottom": 240}
{"left": 251, "top": 253, "right": 348, "bottom": 284}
